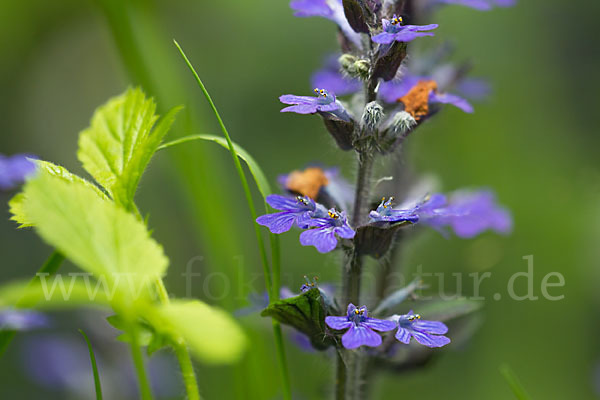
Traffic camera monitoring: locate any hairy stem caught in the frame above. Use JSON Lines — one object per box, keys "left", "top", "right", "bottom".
{"left": 129, "top": 324, "right": 154, "bottom": 400}
{"left": 336, "top": 151, "right": 375, "bottom": 399}
{"left": 174, "top": 343, "right": 202, "bottom": 400}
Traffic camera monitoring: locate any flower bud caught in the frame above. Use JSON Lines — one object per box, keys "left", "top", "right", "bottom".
{"left": 387, "top": 111, "right": 416, "bottom": 136}
{"left": 361, "top": 101, "right": 385, "bottom": 133}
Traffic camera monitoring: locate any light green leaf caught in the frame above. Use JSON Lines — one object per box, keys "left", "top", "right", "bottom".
{"left": 146, "top": 300, "right": 247, "bottom": 364}
{"left": 9, "top": 160, "right": 108, "bottom": 228}
{"left": 0, "top": 279, "right": 110, "bottom": 310}
{"left": 21, "top": 172, "right": 168, "bottom": 303}
{"left": 159, "top": 134, "right": 272, "bottom": 199}
{"left": 77, "top": 87, "right": 180, "bottom": 210}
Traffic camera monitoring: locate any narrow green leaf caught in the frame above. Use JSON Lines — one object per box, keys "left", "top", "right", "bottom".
{"left": 79, "top": 329, "right": 104, "bottom": 400}
{"left": 159, "top": 134, "right": 272, "bottom": 198}
{"left": 261, "top": 288, "right": 335, "bottom": 350}
{"left": 372, "top": 278, "right": 424, "bottom": 315}
{"left": 500, "top": 364, "right": 532, "bottom": 400}
{"left": 77, "top": 87, "right": 180, "bottom": 210}
{"left": 415, "top": 297, "right": 483, "bottom": 322}
{"left": 9, "top": 160, "right": 108, "bottom": 228}
{"left": 146, "top": 300, "right": 247, "bottom": 364}
{"left": 21, "top": 173, "right": 168, "bottom": 303}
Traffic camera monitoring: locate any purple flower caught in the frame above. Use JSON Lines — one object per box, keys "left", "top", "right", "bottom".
{"left": 289, "top": 0, "right": 362, "bottom": 47}
{"left": 393, "top": 311, "right": 450, "bottom": 347}
{"left": 368, "top": 197, "right": 420, "bottom": 224}
{"left": 0, "top": 154, "right": 37, "bottom": 190}
{"left": 256, "top": 194, "right": 327, "bottom": 234}
{"left": 311, "top": 55, "right": 361, "bottom": 96}
{"left": 0, "top": 309, "right": 49, "bottom": 331}
{"left": 300, "top": 209, "right": 355, "bottom": 253}
{"left": 371, "top": 15, "right": 438, "bottom": 44}
{"left": 370, "top": 190, "right": 512, "bottom": 238}
{"left": 280, "top": 88, "right": 342, "bottom": 115}
{"left": 325, "top": 304, "right": 396, "bottom": 349}
{"left": 430, "top": 0, "right": 515, "bottom": 11}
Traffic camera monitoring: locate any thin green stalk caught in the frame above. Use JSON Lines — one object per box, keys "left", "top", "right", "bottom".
{"left": 129, "top": 323, "right": 154, "bottom": 400}
{"left": 0, "top": 250, "right": 65, "bottom": 357}
{"left": 154, "top": 278, "right": 201, "bottom": 400}
{"left": 174, "top": 343, "right": 202, "bottom": 400}
{"left": 79, "top": 329, "right": 104, "bottom": 400}
{"left": 174, "top": 40, "right": 291, "bottom": 400}
{"left": 173, "top": 40, "right": 272, "bottom": 293}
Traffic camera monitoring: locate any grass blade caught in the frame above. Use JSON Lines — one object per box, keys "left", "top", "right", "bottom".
{"left": 500, "top": 364, "right": 532, "bottom": 400}
{"left": 79, "top": 329, "right": 104, "bottom": 400}
{"left": 172, "top": 41, "right": 290, "bottom": 400}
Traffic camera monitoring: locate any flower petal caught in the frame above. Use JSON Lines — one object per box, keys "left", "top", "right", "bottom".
{"left": 371, "top": 32, "right": 397, "bottom": 44}
{"left": 342, "top": 324, "right": 382, "bottom": 349}
{"left": 279, "top": 94, "right": 316, "bottom": 105}
{"left": 362, "top": 318, "right": 397, "bottom": 332}
{"left": 395, "top": 326, "right": 412, "bottom": 344}
{"left": 411, "top": 330, "right": 451, "bottom": 347}
{"left": 325, "top": 316, "right": 352, "bottom": 330}
{"left": 334, "top": 224, "right": 356, "bottom": 239}
{"left": 256, "top": 212, "right": 298, "bottom": 234}
{"left": 265, "top": 194, "right": 302, "bottom": 211}
{"left": 299, "top": 227, "right": 338, "bottom": 253}
{"left": 413, "top": 320, "right": 448, "bottom": 334}
{"left": 281, "top": 104, "right": 319, "bottom": 114}
{"left": 429, "top": 92, "right": 474, "bottom": 113}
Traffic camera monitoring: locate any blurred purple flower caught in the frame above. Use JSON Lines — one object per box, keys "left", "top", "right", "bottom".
{"left": 379, "top": 78, "right": 473, "bottom": 113}
{"left": 290, "top": 0, "right": 362, "bottom": 46}
{"left": 456, "top": 78, "right": 492, "bottom": 100}
{"left": 256, "top": 194, "right": 327, "bottom": 233}
{"left": 311, "top": 55, "right": 361, "bottom": 96}
{"left": 300, "top": 209, "right": 355, "bottom": 253}
{"left": 325, "top": 304, "right": 396, "bottom": 349}
{"left": 430, "top": 0, "right": 515, "bottom": 11}
{"left": 0, "top": 309, "right": 48, "bottom": 331}
{"left": 372, "top": 15, "right": 438, "bottom": 44}
{"left": 0, "top": 154, "right": 36, "bottom": 190}
{"left": 393, "top": 311, "right": 450, "bottom": 348}
{"left": 370, "top": 190, "right": 512, "bottom": 238}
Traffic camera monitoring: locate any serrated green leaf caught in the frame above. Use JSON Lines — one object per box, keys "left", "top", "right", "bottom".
{"left": 20, "top": 172, "right": 168, "bottom": 304}
{"left": 146, "top": 300, "right": 247, "bottom": 364}
{"left": 9, "top": 160, "right": 108, "bottom": 228}
{"left": 77, "top": 87, "right": 180, "bottom": 211}
{"left": 261, "top": 288, "right": 335, "bottom": 350}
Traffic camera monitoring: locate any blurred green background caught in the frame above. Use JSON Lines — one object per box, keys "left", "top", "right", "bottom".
{"left": 1, "top": 0, "right": 599, "bottom": 398}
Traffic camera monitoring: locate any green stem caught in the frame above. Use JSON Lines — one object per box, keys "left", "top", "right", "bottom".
{"left": 0, "top": 250, "right": 65, "bottom": 357}
{"left": 128, "top": 323, "right": 154, "bottom": 400}
{"left": 174, "top": 40, "right": 291, "bottom": 399}
{"left": 174, "top": 343, "right": 202, "bottom": 400}
{"left": 335, "top": 351, "right": 346, "bottom": 400}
